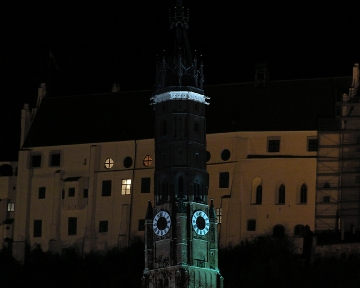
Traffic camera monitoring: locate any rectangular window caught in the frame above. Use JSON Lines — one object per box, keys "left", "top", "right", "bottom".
{"left": 102, "top": 180, "right": 112, "bottom": 196}
{"left": 216, "top": 208, "right": 222, "bottom": 224}
{"left": 307, "top": 137, "right": 318, "bottom": 151}
{"left": 247, "top": 219, "right": 256, "bottom": 231}
{"left": 7, "top": 202, "right": 14, "bottom": 212}
{"left": 38, "top": 187, "right": 46, "bottom": 199}
{"left": 219, "top": 172, "right": 229, "bottom": 188}
{"left": 267, "top": 137, "right": 280, "bottom": 152}
{"left": 68, "top": 217, "right": 77, "bottom": 235}
{"left": 141, "top": 177, "right": 151, "bottom": 193}
{"left": 34, "top": 220, "right": 42, "bottom": 237}
{"left": 121, "top": 179, "right": 132, "bottom": 195}
{"left": 99, "top": 220, "right": 108, "bottom": 233}
{"left": 68, "top": 187, "right": 75, "bottom": 197}
{"left": 31, "top": 154, "right": 42, "bottom": 168}
{"left": 62, "top": 189, "right": 65, "bottom": 199}
{"left": 138, "top": 219, "right": 145, "bottom": 231}
{"left": 83, "top": 189, "right": 88, "bottom": 198}
{"left": 50, "top": 152, "right": 61, "bottom": 166}
{"left": 323, "top": 196, "right": 330, "bottom": 203}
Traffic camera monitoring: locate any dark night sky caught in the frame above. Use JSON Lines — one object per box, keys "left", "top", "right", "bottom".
{"left": 2, "top": 1, "right": 360, "bottom": 160}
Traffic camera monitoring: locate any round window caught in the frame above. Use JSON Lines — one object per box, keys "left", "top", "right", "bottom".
{"left": 143, "top": 155, "right": 153, "bottom": 167}
{"left": 104, "top": 158, "right": 114, "bottom": 169}
{"left": 206, "top": 151, "right": 211, "bottom": 162}
{"left": 123, "top": 156, "right": 133, "bottom": 168}
{"left": 221, "top": 149, "right": 231, "bottom": 161}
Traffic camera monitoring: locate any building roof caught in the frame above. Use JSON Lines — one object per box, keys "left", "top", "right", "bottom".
{"left": 22, "top": 77, "right": 352, "bottom": 148}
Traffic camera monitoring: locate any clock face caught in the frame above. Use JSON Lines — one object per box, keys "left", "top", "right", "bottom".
{"left": 192, "top": 210, "right": 210, "bottom": 235}
{"left": 153, "top": 211, "right": 171, "bottom": 236}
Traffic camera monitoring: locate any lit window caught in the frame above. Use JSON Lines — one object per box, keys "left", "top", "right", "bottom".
{"left": 34, "top": 220, "right": 42, "bottom": 237}
{"left": 99, "top": 220, "right": 108, "bottom": 233}
{"left": 38, "top": 187, "right": 46, "bottom": 199}
{"left": 104, "top": 158, "right": 114, "bottom": 169}
{"left": 247, "top": 219, "right": 256, "bottom": 231}
{"left": 216, "top": 208, "right": 222, "bottom": 224}
{"left": 268, "top": 137, "right": 280, "bottom": 152}
{"left": 219, "top": 172, "right": 229, "bottom": 188}
{"left": 7, "top": 202, "right": 14, "bottom": 212}
{"left": 102, "top": 180, "right": 112, "bottom": 196}
{"left": 143, "top": 155, "right": 153, "bottom": 167}
{"left": 307, "top": 137, "right": 318, "bottom": 151}
{"left": 121, "top": 179, "right": 131, "bottom": 195}
{"left": 141, "top": 177, "right": 151, "bottom": 193}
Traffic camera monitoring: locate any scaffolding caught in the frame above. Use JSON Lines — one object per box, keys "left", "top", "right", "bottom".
{"left": 316, "top": 64, "right": 360, "bottom": 234}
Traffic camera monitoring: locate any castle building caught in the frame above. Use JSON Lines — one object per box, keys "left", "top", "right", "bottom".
{"left": 0, "top": 1, "right": 358, "bottom": 264}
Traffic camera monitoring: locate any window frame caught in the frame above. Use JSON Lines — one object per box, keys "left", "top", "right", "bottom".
{"left": 102, "top": 180, "right": 112, "bottom": 197}
{"left": 267, "top": 137, "right": 280, "bottom": 152}
{"left": 219, "top": 172, "right": 229, "bottom": 188}
{"left": 30, "top": 154, "right": 42, "bottom": 168}
{"left": 141, "top": 177, "right": 151, "bottom": 193}
{"left": 121, "top": 179, "right": 131, "bottom": 195}
{"left": 49, "top": 151, "right": 61, "bottom": 167}
{"left": 34, "top": 220, "right": 42, "bottom": 237}
{"left": 99, "top": 220, "right": 109, "bottom": 233}
{"left": 307, "top": 137, "right": 318, "bottom": 152}
{"left": 68, "top": 217, "right": 77, "bottom": 236}
{"left": 247, "top": 219, "right": 256, "bottom": 231}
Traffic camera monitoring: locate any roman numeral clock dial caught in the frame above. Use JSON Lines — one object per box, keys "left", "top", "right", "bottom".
{"left": 153, "top": 211, "right": 171, "bottom": 236}
{"left": 192, "top": 210, "right": 210, "bottom": 235}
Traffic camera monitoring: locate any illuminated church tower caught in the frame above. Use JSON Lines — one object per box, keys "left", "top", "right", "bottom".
{"left": 142, "top": 1, "right": 223, "bottom": 287}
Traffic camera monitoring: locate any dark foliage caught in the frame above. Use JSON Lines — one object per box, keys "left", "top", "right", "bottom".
{"left": 2, "top": 235, "right": 360, "bottom": 288}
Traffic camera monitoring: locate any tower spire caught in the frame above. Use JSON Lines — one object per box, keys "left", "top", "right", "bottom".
{"left": 156, "top": 0, "right": 204, "bottom": 91}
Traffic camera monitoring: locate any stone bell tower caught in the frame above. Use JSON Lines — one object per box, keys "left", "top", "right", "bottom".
{"left": 142, "top": 1, "right": 223, "bottom": 287}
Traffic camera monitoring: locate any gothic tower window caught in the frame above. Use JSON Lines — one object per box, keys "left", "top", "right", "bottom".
{"left": 161, "top": 179, "right": 169, "bottom": 202}
{"left": 162, "top": 120, "right": 167, "bottom": 136}
{"left": 193, "top": 121, "right": 199, "bottom": 132}
{"left": 194, "top": 177, "right": 203, "bottom": 201}
{"left": 178, "top": 176, "right": 184, "bottom": 197}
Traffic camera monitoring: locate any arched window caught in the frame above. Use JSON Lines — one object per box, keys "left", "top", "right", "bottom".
{"left": 256, "top": 185, "right": 262, "bottom": 205}
{"left": 300, "top": 184, "right": 307, "bottom": 204}
{"left": 178, "top": 176, "right": 184, "bottom": 198}
{"left": 161, "top": 179, "right": 169, "bottom": 202}
{"left": 278, "top": 184, "right": 285, "bottom": 204}
{"left": 194, "top": 178, "right": 203, "bottom": 201}
{"left": 162, "top": 120, "right": 167, "bottom": 136}
{"left": 273, "top": 224, "right": 285, "bottom": 237}
{"left": 193, "top": 121, "right": 199, "bottom": 132}
{"left": 323, "top": 182, "right": 330, "bottom": 189}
